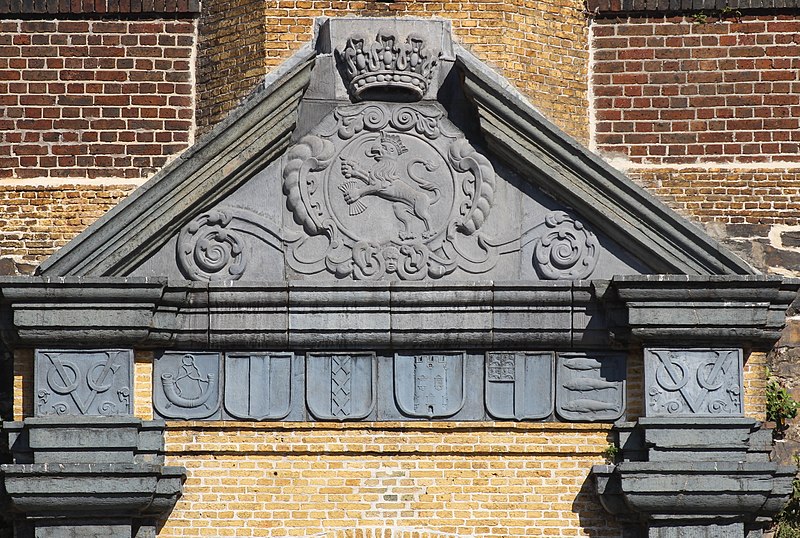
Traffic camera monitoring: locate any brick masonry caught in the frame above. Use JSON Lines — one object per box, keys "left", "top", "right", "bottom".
{"left": 592, "top": 15, "right": 800, "bottom": 165}
{"left": 0, "top": 183, "right": 135, "bottom": 272}
{"left": 0, "top": 19, "right": 196, "bottom": 181}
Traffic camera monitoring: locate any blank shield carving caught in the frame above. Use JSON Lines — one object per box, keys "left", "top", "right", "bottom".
{"left": 224, "top": 353, "right": 292, "bottom": 420}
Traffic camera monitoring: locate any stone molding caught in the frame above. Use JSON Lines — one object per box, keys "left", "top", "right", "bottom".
{"left": 0, "top": 275, "right": 795, "bottom": 351}
{"left": 0, "top": 417, "right": 185, "bottom": 537}
{"left": 592, "top": 418, "right": 795, "bottom": 537}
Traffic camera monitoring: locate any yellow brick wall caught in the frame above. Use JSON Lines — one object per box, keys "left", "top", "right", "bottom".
{"left": 744, "top": 351, "right": 767, "bottom": 421}
{"left": 160, "top": 422, "right": 618, "bottom": 537}
{"left": 196, "top": 0, "right": 590, "bottom": 143}
{"left": 0, "top": 183, "right": 137, "bottom": 274}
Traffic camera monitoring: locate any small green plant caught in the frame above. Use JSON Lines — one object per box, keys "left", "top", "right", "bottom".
{"left": 602, "top": 444, "right": 620, "bottom": 463}
{"left": 718, "top": 5, "right": 742, "bottom": 21}
{"left": 691, "top": 11, "right": 708, "bottom": 24}
{"left": 767, "top": 376, "right": 799, "bottom": 438}
{"left": 775, "top": 455, "right": 800, "bottom": 537}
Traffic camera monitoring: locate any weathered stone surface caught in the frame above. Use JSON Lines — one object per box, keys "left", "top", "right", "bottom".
{"left": 1, "top": 417, "right": 184, "bottom": 536}
{"left": 593, "top": 418, "right": 794, "bottom": 538}
{"left": 152, "top": 352, "right": 222, "bottom": 420}
{"left": 306, "top": 352, "right": 376, "bottom": 421}
{"left": 34, "top": 350, "right": 133, "bottom": 417}
{"left": 556, "top": 352, "right": 626, "bottom": 422}
{"left": 224, "top": 353, "right": 292, "bottom": 420}
{"left": 644, "top": 348, "right": 743, "bottom": 417}
{"left": 485, "top": 352, "right": 554, "bottom": 420}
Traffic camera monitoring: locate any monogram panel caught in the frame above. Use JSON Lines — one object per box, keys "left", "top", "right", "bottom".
{"left": 644, "top": 348, "right": 743, "bottom": 417}
{"left": 35, "top": 350, "right": 133, "bottom": 417}
{"left": 153, "top": 352, "right": 222, "bottom": 420}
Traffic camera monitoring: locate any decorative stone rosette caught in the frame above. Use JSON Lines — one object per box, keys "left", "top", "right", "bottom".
{"left": 532, "top": 211, "right": 598, "bottom": 280}
{"left": 282, "top": 103, "right": 498, "bottom": 280}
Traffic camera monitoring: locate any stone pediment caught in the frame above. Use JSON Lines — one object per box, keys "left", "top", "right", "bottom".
{"left": 37, "top": 17, "right": 754, "bottom": 281}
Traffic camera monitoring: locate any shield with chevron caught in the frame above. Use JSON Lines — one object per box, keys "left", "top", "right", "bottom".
{"left": 306, "top": 353, "right": 376, "bottom": 421}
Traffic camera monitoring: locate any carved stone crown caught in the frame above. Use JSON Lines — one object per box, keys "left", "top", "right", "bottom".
{"left": 338, "top": 32, "right": 438, "bottom": 101}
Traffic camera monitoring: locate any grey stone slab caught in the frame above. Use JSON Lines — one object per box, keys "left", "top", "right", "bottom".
{"left": 224, "top": 353, "right": 292, "bottom": 420}
{"left": 390, "top": 283, "right": 493, "bottom": 348}
{"left": 306, "top": 352, "right": 376, "bottom": 420}
{"left": 152, "top": 352, "right": 221, "bottom": 420}
{"left": 34, "top": 350, "right": 133, "bottom": 417}
{"left": 394, "top": 352, "right": 465, "bottom": 418}
{"left": 35, "top": 521, "right": 132, "bottom": 538}
{"left": 492, "top": 283, "right": 573, "bottom": 347}
{"left": 485, "top": 352, "right": 554, "bottom": 420}
{"left": 208, "top": 284, "right": 288, "bottom": 348}
{"left": 288, "top": 283, "right": 390, "bottom": 348}
{"left": 644, "top": 348, "right": 743, "bottom": 417}
{"left": 556, "top": 352, "right": 626, "bottom": 422}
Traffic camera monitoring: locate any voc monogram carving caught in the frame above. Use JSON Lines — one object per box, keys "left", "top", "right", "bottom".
{"left": 645, "top": 348, "right": 743, "bottom": 416}
{"left": 153, "top": 352, "right": 222, "bottom": 419}
{"left": 35, "top": 350, "right": 133, "bottom": 416}
{"left": 283, "top": 103, "right": 500, "bottom": 280}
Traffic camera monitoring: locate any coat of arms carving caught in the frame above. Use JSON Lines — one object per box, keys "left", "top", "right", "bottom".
{"left": 283, "top": 103, "right": 497, "bottom": 280}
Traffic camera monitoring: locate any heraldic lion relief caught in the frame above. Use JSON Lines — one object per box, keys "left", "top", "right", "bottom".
{"left": 338, "top": 131, "right": 441, "bottom": 241}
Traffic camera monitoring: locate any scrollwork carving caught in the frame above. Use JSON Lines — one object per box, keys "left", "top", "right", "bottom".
{"left": 177, "top": 210, "right": 246, "bottom": 282}
{"left": 532, "top": 211, "right": 599, "bottom": 280}
{"left": 283, "top": 102, "right": 500, "bottom": 281}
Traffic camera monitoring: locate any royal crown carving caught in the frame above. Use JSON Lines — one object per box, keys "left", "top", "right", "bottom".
{"left": 338, "top": 32, "right": 438, "bottom": 101}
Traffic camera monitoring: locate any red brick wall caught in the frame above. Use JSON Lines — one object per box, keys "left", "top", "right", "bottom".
{"left": 592, "top": 15, "right": 800, "bottom": 164}
{"left": 0, "top": 19, "right": 196, "bottom": 180}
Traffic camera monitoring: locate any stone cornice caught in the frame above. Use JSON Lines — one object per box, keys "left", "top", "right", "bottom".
{"left": 0, "top": 276, "right": 796, "bottom": 351}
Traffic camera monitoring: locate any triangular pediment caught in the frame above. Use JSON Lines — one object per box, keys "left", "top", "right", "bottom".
{"left": 38, "top": 17, "right": 755, "bottom": 281}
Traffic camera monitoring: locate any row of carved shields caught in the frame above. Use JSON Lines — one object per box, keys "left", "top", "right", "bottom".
{"left": 152, "top": 351, "right": 627, "bottom": 422}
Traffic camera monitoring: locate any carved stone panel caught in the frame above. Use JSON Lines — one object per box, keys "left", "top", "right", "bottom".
{"left": 306, "top": 352, "right": 376, "bottom": 420}
{"left": 556, "top": 353, "right": 626, "bottom": 422}
{"left": 394, "top": 352, "right": 465, "bottom": 418}
{"left": 485, "top": 352, "right": 554, "bottom": 420}
{"left": 644, "top": 348, "right": 743, "bottom": 417}
{"left": 153, "top": 352, "right": 222, "bottom": 419}
{"left": 283, "top": 103, "right": 501, "bottom": 281}
{"left": 224, "top": 353, "right": 292, "bottom": 420}
{"left": 34, "top": 350, "right": 133, "bottom": 417}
